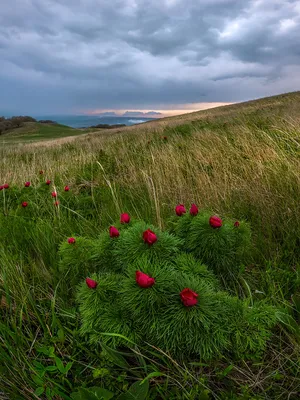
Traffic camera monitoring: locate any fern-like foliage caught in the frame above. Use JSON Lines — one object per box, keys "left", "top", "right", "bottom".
{"left": 77, "top": 273, "right": 138, "bottom": 348}
{"left": 112, "top": 221, "right": 182, "bottom": 266}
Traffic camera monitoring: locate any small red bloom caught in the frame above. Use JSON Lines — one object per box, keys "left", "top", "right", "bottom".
{"left": 22, "top": 202, "right": 28, "bottom": 208}
{"left": 3, "top": 184, "right": 9, "bottom": 189}
{"left": 46, "top": 180, "right": 51, "bottom": 185}
{"left": 136, "top": 271, "right": 155, "bottom": 288}
{"left": 51, "top": 191, "right": 57, "bottom": 198}
{"left": 209, "top": 215, "right": 222, "bottom": 229}
{"left": 86, "top": 277, "right": 98, "bottom": 289}
{"left": 54, "top": 201, "right": 60, "bottom": 206}
{"left": 234, "top": 221, "right": 240, "bottom": 228}
{"left": 39, "top": 170, "right": 44, "bottom": 175}
{"left": 24, "top": 181, "right": 31, "bottom": 187}
{"left": 120, "top": 213, "right": 130, "bottom": 224}
{"left": 64, "top": 185, "right": 70, "bottom": 192}
{"left": 180, "top": 288, "right": 198, "bottom": 307}
{"left": 190, "top": 203, "right": 198, "bottom": 216}
{"left": 68, "top": 237, "right": 76, "bottom": 244}
{"left": 175, "top": 204, "right": 186, "bottom": 216}
{"left": 143, "top": 229, "right": 157, "bottom": 245}
{"left": 0, "top": 186, "right": 3, "bottom": 191}
{"left": 109, "top": 226, "right": 120, "bottom": 238}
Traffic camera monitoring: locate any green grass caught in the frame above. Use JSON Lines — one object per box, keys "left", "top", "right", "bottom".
{"left": 0, "top": 92, "right": 300, "bottom": 399}
{"left": 0, "top": 122, "right": 85, "bottom": 144}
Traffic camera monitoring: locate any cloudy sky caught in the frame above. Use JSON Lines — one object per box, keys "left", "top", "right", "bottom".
{"left": 1, "top": 0, "right": 300, "bottom": 116}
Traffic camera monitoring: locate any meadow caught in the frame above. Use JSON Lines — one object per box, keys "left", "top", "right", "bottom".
{"left": 0, "top": 92, "right": 299, "bottom": 399}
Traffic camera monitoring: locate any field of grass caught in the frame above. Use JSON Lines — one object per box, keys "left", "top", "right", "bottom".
{"left": 0, "top": 122, "right": 84, "bottom": 144}
{"left": 0, "top": 92, "right": 299, "bottom": 399}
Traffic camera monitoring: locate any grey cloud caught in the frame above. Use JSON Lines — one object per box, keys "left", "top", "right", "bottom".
{"left": 0, "top": 0, "right": 300, "bottom": 114}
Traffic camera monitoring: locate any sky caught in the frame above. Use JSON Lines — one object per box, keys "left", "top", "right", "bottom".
{"left": 1, "top": 0, "right": 300, "bottom": 116}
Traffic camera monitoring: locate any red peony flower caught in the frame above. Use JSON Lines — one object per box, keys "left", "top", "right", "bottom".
{"left": 3, "top": 184, "right": 9, "bottom": 189}
{"left": 0, "top": 186, "right": 3, "bottom": 191}
{"left": 120, "top": 213, "right": 130, "bottom": 224}
{"left": 175, "top": 204, "right": 186, "bottom": 216}
{"left": 136, "top": 271, "right": 155, "bottom": 288}
{"left": 24, "top": 181, "right": 31, "bottom": 187}
{"left": 234, "top": 221, "right": 240, "bottom": 227}
{"left": 46, "top": 180, "right": 51, "bottom": 185}
{"left": 39, "top": 170, "right": 44, "bottom": 175}
{"left": 109, "top": 226, "right": 120, "bottom": 238}
{"left": 180, "top": 288, "right": 198, "bottom": 307}
{"left": 209, "top": 215, "right": 222, "bottom": 229}
{"left": 68, "top": 237, "right": 76, "bottom": 244}
{"left": 51, "top": 191, "right": 57, "bottom": 198}
{"left": 64, "top": 185, "right": 70, "bottom": 192}
{"left": 190, "top": 203, "right": 199, "bottom": 216}
{"left": 143, "top": 229, "right": 157, "bottom": 245}
{"left": 86, "top": 277, "right": 98, "bottom": 289}
{"left": 22, "top": 202, "right": 28, "bottom": 208}
{"left": 54, "top": 201, "right": 60, "bottom": 206}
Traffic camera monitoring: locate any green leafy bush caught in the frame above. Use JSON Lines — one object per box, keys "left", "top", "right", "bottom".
{"left": 75, "top": 216, "right": 279, "bottom": 361}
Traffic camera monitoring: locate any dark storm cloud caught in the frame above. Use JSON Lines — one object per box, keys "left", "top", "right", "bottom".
{"left": 0, "top": 0, "right": 300, "bottom": 114}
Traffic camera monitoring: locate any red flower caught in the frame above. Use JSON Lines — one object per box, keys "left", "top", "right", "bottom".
{"left": 175, "top": 204, "right": 186, "bottom": 216}
{"left": 190, "top": 203, "right": 198, "bottom": 216}
{"left": 0, "top": 186, "right": 3, "bottom": 191}
{"left": 3, "top": 184, "right": 9, "bottom": 189}
{"left": 136, "top": 271, "right": 155, "bottom": 288}
{"left": 54, "top": 201, "right": 60, "bottom": 206}
{"left": 46, "top": 180, "right": 51, "bottom": 185}
{"left": 22, "top": 202, "right": 28, "bottom": 208}
{"left": 64, "top": 185, "right": 70, "bottom": 192}
{"left": 51, "top": 191, "right": 57, "bottom": 198}
{"left": 120, "top": 213, "right": 130, "bottom": 224}
{"left": 86, "top": 277, "right": 98, "bottom": 289}
{"left": 180, "top": 288, "right": 198, "bottom": 307}
{"left": 209, "top": 215, "right": 222, "bottom": 229}
{"left": 109, "top": 226, "right": 120, "bottom": 238}
{"left": 143, "top": 229, "right": 157, "bottom": 245}
{"left": 39, "top": 170, "right": 44, "bottom": 175}
{"left": 68, "top": 237, "right": 76, "bottom": 244}
{"left": 234, "top": 221, "right": 240, "bottom": 228}
{"left": 24, "top": 181, "right": 31, "bottom": 187}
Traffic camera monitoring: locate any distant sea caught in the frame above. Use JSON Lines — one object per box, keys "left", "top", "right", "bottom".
{"left": 33, "top": 115, "right": 156, "bottom": 128}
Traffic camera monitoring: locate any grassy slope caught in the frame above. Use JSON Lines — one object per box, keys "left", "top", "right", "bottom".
{"left": 0, "top": 122, "right": 83, "bottom": 144}
{"left": 0, "top": 92, "right": 299, "bottom": 398}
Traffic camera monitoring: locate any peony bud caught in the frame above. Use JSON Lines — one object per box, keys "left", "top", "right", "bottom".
{"left": 46, "top": 180, "right": 51, "bottom": 185}
{"left": 86, "top": 277, "right": 98, "bottom": 289}
{"left": 136, "top": 271, "right": 155, "bottom": 288}
{"left": 54, "top": 201, "right": 60, "bottom": 206}
{"left": 64, "top": 185, "right": 70, "bottom": 192}
{"left": 175, "top": 204, "right": 186, "bottom": 216}
{"left": 51, "top": 191, "right": 57, "bottom": 198}
{"left": 109, "top": 226, "right": 120, "bottom": 238}
{"left": 190, "top": 203, "right": 198, "bottom": 216}
{"left": 234, "top": 221, "right": 240, "bottom": 228}
{"left": 68, "top": 237, "right": 76, "bottom": 244}
{"left": 209, "top": 215, "right": 222, "bottom": 229}
{"left": 24, "top": 181, "right": 31, "bottom": 187}
{"left": 3, "top": 184, "right": 9, "bottom": 189}
{"left": 120, "top": 213, "right": 130, "bottom": 224}
{"left": 22, "top": 202, "right": 28, "bottom": 208}
{"left": 143, "top": 229, "right": 157, "bottom": 245}
{"left": 180, "top": 288, "right": 198, "bottom": 307}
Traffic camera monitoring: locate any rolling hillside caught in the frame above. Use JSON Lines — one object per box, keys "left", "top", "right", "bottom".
{"left": 0, "top": 91, "right": 299, "bottom": 399}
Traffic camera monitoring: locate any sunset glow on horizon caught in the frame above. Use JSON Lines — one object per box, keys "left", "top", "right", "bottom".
{"left": 82, "top": 102, "right": 233, "bottom": 118}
